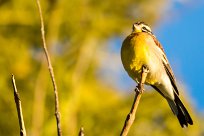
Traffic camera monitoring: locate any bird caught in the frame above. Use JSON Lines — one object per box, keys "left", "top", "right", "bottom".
{"left": 121, "top": 22, "right": 193, "bottom": 127}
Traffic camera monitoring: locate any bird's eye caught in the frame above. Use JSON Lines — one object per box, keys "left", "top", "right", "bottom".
{"left": 142, "top": 26, "right": 153, "bottom": 35}
{"left": 142, "top": 26, "right": 149, "bottom": 32}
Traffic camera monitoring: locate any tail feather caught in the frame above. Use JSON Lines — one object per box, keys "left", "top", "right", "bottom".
{"left": 168, "top": 93, "right": 193, "bottom": 127}
{"left": 166, "top": 98, "right": 178, "bottom": 115}
{"left": 174, "top": 93, "right": 193, "bottom": 127}
{"left": 152, "top": 85, "right": 193, "bottom": 127}
{"left": 177, "top": 103, "right": 189, "bottom": 127}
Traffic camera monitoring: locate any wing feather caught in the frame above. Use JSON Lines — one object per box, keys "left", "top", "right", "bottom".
{"left": 151, "top": 34, "right": 179, "bottom": 95}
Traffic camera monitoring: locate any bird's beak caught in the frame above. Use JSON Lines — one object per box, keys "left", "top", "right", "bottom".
{"left": 132, "top": 24, "right": 141, "bottom": 33}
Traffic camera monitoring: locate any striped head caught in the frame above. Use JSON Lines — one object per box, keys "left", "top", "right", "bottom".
{"left": 132, "top": 22, "right": 153, "bottom": 35}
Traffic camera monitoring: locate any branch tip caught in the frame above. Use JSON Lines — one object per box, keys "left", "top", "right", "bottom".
{"left": 11, "top": 75, "right": 26, "bottom": 136}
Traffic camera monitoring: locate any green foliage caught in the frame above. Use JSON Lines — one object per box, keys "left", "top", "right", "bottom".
{"left": 0, "top": 0, "right": 203, "bottom": 136}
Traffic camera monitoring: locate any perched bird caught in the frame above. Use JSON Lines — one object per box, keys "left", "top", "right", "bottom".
{"left": 121, "top": 22, "right": 193, "bottom": 127}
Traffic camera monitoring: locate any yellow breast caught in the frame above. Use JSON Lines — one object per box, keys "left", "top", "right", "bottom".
{"left": 121, "top": 32, "right": 156, "bottom": 84}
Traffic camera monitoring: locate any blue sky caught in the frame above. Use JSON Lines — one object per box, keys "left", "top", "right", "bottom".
{"left": 155, "top": 1, "right": 204, "bottom": 112}
{"left": 99, "top": 1, "right": 204, "bottom": 112}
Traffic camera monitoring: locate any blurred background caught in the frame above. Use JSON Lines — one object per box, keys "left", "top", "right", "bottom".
{"left": 0, "top": 0, "right": 204, "bottom": 135}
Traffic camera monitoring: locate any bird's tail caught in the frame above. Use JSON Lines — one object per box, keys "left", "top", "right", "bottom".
{"left": 167, "top": 93, "right": 193, "bottom": 127}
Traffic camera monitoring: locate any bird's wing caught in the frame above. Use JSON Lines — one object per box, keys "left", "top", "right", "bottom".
{"left": 151, "top": 34, "right": 165, "bottom": 52}
{"left": 163, "top": 60, "right": 179, "bottom": 95}
{"left": 151, "top": 35, "right": 179, "bottom": 95}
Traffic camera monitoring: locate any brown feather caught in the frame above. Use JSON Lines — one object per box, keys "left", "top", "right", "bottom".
{"left": 151, "top": 35, "right": 165, "bottom": 52}
{"left": 150, "top": 34, "right": 179, "bottom": 95}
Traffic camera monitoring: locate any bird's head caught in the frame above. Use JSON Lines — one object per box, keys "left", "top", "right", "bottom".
{"left": 132, "top": 22, "right": 153, "bottom": 35}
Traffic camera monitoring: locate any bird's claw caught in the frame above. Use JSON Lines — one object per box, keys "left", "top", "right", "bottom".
{"left": 135, "top": 84, "right": 144, "bottom": 94}
{"left": 142, "top": 64, "right": 149, "bottom": 73}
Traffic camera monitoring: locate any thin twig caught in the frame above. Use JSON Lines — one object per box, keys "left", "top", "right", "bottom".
{"left": 11, "top": 75, "right": 26, "bottom": 136}
{"left": 120, "top": 66, "right": 149, "bottom": 136}
{"left": 78, "top": 127, "right": 84, "bottom": 136}
{"left": 36, "top": 1, "right": 62, "bottom": 136}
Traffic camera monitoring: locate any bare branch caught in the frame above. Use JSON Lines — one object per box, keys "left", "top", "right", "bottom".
{"left": 120, "top": 66, "right": 149, "bottom": 136}
{"left": 11, "top": 75, "right": 26, "bottom": 136}
{"left": 78, "top": 127, "right": 84, "bottom": 136}
{"left": 36, "top": 1, "right": 62, "bottom": 135}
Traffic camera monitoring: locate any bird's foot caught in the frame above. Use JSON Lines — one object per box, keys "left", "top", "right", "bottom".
{"left": 142, "top": 64, "right": 149, "bottom": 73}
{"left": 134, "top": 64, "right": 149, "bottom": 94}
{"left": 135, "top": 84, "right": 144, "bottom": 94}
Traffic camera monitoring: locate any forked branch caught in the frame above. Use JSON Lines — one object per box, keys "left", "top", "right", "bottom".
{"left": 120, "top": 65, "right": 149, "bottom": 136}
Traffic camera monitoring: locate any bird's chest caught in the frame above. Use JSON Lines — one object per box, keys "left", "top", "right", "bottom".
{"left": 121, "top": 35, "right": 159, "bottom": 84}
